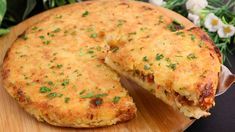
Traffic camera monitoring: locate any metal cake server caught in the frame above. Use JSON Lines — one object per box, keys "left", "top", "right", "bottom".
{"left": 216, "top": 65, "right": 235, "bottom": 96}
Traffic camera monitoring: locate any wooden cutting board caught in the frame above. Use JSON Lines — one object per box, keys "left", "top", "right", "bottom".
{"left": 0, "top": 3, "right": 194, "bottom": 132}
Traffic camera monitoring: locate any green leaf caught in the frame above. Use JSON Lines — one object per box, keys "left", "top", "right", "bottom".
{"left": 68, "top": 0, "right": 76, "bottom": 4}
{"left": 39, "top": 86, "right": 51, "bottom": 93}
{"left": 47, "top": 92, "right": 63, "bottom": 99}
{"left": 0, "top": 0, "right": 7, "bottom": 25}
{"left": 80, "top": 92, "right": 94, "bottom": 98}
{"left": 22, "top": 0, "right": 37, "bottom": 20}
{"left": 43, "top": 0, "right": 55, "bottom": 9}
{"left": 61, "top": 79, "right": 69, "bottom": 86}
{"left": 49, "top": 0, "right": 56, "bottom": 8}
{"left": 112, "top": 96, "right": 121, "bottom": 104}
{"left": 79, "top": 89, "right": 86, "bottom": 95}
{"left": 0, "top": 28, "right": 9, "bottom": 36}
{"left": 64, "top": 97, "right": 70, "bottom": 103}
{"left": 95, "top": 93, "right": 108, "bottom": 98}
{"left": 5, "top": 0, "right": 36, "bottom": 23}
{"left": 55, "top": 0, "right": 66, "bottom": 6}
{"left": 156, "top": 53, "right": 164, "bottom": 61}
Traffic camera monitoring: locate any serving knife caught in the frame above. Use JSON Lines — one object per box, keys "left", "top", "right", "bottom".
{"left": 216, "top": 65, "right": 235, "bottom": 96}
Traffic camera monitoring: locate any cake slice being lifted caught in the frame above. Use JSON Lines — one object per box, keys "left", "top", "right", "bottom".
{"left": 105, "top": 24, "right": 221, "bottom": 119}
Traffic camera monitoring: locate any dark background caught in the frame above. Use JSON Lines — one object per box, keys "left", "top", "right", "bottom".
{"left": 5, "top": 0, "right": 235, "bottom": 131}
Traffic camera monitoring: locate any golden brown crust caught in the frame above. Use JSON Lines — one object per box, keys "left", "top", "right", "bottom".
{"left": 2, "top": 0, "right": 139, "bottom": 128}
{"left": 2, "top": 0, "right": 221, "bottom": 125}
{"left": 103, "top": 0, "right": 221, "bottom": 118}
{"left": 187, "top": 27, "right": 222, "bottom": 62}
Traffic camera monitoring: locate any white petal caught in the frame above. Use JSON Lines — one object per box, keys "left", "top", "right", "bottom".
{"left": 186, "top": 0, "right": 208, "bottom": 14}
{"left": 218, "top": 24, "right": 235, "bottom": 38}
{"left": 188, "top": 13, "right": 200, "bottom": 26}
{"left": 149, "top": 0, "right": 164, "bottom": 6}
{"left": 204, "top": 13, "right": 222, "bottom": 32}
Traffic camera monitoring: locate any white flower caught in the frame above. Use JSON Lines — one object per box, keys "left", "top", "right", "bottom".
{"left": 186, "top": 0, "right": 208, "bottom": 14}
{"left": 188, "top": 13, "right": 200, "bottom": 26}
{"left": 218, "top": 24, "right": 235, "bottom": 38}
{"left": 204, "top": 13, "right": 222, "bottom": 32}
{"left": 149, "top": 0, "right": 166, "bottom": 6}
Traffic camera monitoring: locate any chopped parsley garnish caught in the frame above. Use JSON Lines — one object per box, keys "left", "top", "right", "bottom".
{"left": 48, "top": 81, "right": 54, "bottom": 85}
{"left": 56, "top": 64, "right": 63, "bottom": 69}
{"left": 80, "top": 92, "right": 94, "bottom": 98}
{"left": 39, "top": 86, "right": 51, "bottom": 93}
{"left": 39, "top": 35, "right": 45, "bottom": 39}
{"left": 47, "top": 92, "right": 57, "bottom": 98}
{"left": 80, "top": 92, "right": 108, "bottom": 99}
{"left": 55, "top": 15, "right": 62, "bottom": 19}
{"left": 140, "top": 27, "right": 147, "bottom": 31}
{"left": 90, "top": 33, "right": 97, "bottom": 38}
{"left": 47, "top": 92, "right": 63, "bottom": 99}
{"left": 167, "top": 63, "right": 177, "bottom": 71}
{"left": 79, "top": 89, "right": 86, "bottom": 95}
{"left": 32, "top": 26, "right": 38, "bottom": 31}
{"left": 144, "top": 64, "right": 151, "bottom": 70}
{"left": 175, "top": 55, "right": 183, "bottom": 57}
{"left": 95, "top": 46, "right": 101, "bottom": 51}
{"left": 199, "top": 40, "right": 205, "bottom": 48}
{"left": 176, "top": 31, "right": 185, "bottom": 37}
{"left": 165, "top": 58, "right": 171, "bottom": 62}
{"left": 48, "top": 33, "right": 55, "bottom": 37}
{"left": 167, "top": 20, "right": 184, "bottom": 32}
{"left": 82, "top": 11, "right": 89, "bottom": 17}
{"left": 87, "top": 50, "right": 94, "bottom": 54}
{"left": 156, "top": 53, "right": 164, "bottom": 61}
{"left": 43, "top": 40, "right": 51, "bottom": 45}
{"left": 59, "top": 72, "right": 64, "bottom": 75}
{"left": 87, "top": 27, "right": 94, "bottom": 32}
{"left": 128, "top": 32, "right": 137, "bottom": 36}
{"left": 117, "top": 20, "right": 126, "bottom": 27}
{"left": 57, "top": 93, "right": 63, "bottom": 97}
{"left": 52, "top": 28, "right": 61, "bottom": 33}
{"left": 71, "top": 31, "right": 77, "bottom": 36}
{"left": 24, "top": 75, "right": 28, "bottom": 79}
{"left": 187, "top": 53, "right": 197, "bottom": 60}
{"left": 61, "top": 79, "right": 69, "bottom": 86}
{"left": 142, "top": 56, "right": 148, "bottom": 61}
{"left": 64, "top": 97, "right": 70, "bottom": 103}
{"left": 158, "top": 15, "right": 164, "bottom": 24}
{"left": 21, "top": 34, "right": 28, "bottom": 40}
{"left": 95, "top": 93, "right": 108, "bottom": 98}
{"left": 111, "top": 47, "right": 119, "bottom": 53}
{"left": 189, "top": 34, "right": 196, "bottom": 41}
{"left": 112, "top": 96, "right": 121, "bottom": 104}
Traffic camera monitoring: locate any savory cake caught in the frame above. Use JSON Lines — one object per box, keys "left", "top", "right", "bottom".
{"left": 1, "top": 0, "right": 221, "bottom": 128}
{"left": 1, "top": 0, "right": 138, "bottom": 128}
{"left": 104, "top": 1, "right": 221, "bottom": 118}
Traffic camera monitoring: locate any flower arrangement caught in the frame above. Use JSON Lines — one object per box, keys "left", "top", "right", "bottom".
{"left": 149, "top": 0, "right": 235, "bottom": 63}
